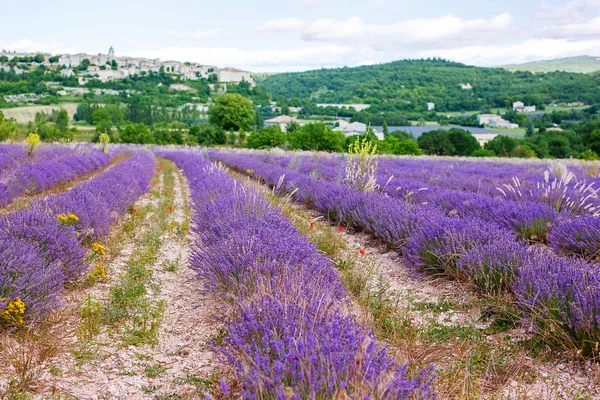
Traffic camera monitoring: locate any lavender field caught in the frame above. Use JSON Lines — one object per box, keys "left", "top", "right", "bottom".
{"left": 1, "top": 142, "right": 599, "bottom": 399}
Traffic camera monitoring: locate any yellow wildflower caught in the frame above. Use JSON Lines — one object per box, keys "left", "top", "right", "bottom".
{"left": 88, "top": 264, "right": 107, "bottom": 281}
{"left": 67, "top": 213, "right": 79, "bottom": 222}
{"left": 57, "top": 213, "right": 69, "bottom": 223}
{"left": 246, "top": 169, "right": 254, "bottom": 174}
{"left": 0, "top": 298, "right": 26, "bottom": 325}
{"left": 91, "top": 243, "right": 106, "bottom": 256}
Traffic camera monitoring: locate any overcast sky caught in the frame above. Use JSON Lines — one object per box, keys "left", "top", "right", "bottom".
{"left": 1, "top": 0, "right": 600, "bottom": 72}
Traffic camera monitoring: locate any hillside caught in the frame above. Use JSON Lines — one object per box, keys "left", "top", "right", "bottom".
{"left": 259, "top": 59, "right": 600, "bottom": 113}
{"left": 501, "top": 56, "right": 600, "bottom": 74}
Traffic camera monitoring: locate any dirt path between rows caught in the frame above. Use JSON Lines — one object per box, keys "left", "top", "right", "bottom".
{"left": 0, "top": 160, "right": 219, "bottom": 399}
{"left": 233, "top": 170, "right": 600, "bottom": 400}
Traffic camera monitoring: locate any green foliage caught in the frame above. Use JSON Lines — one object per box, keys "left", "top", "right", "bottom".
{"left": 208, "top": 93, "right": 256, "bottom": 131}
{"left": 56, "top": 109, "right": 69, "bottom": 134}
{"left": 0, "top": 117, "right": 17, "bottom": 143}
{"left": 485, "top": 135, "right": 519, "bottom": 157}
{"left": 192, "top": 121, "right": 226, "bottom": 146}
{"left": 447, "top": 128, "right": 480, "bottom": 156}
{"left": 246, "top": 126, "right": 286, "bottom": 149}
{"left": 377, "top": 135, "right": 422, "bottom": 155}
{"left": 119, "top": 122, "right": 154, "bottom": 144}
{"left": 260, "top": 59, "right": 600, "bottom": 113}
{"left": 471, "top": 148, "right": 496, "bottom": 157}
{"left": 288, "top": 123, "right": 345, "bottom": 152}
{"left": 575, "top": 149, "right": 600, "bottom": 160}
{"left": 417, "top": 130, "right": 455, "bottom": 155}
{"left": 92, "top": 108, "right": 112, "bottom": 133}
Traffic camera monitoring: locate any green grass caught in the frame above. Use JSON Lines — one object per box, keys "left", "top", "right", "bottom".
{"left": 490, "top": 127, "right": 526, "bottom": 135}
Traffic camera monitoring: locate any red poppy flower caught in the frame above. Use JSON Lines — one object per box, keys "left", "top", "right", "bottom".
{"left": 133, "top": 208, "right": 137, "bottom": 213}
{"left": 168, "top": 206, "right": 173, "bottom": 212}
{"left": 338, "top": 226, "right": 344, "bottom": 232}
{"left": 309, "top": 221, "right": 314, "bottom": 227}
{"left": 359, "top": 249, "right": 366, "bottom": 255}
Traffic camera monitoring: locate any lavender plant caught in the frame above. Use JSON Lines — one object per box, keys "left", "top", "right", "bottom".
{"left": 161, "top": 150, "right": 436, "bottom": 399}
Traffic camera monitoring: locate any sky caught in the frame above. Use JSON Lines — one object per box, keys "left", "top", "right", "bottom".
{"left": 1, "top": 0, "right": 600, "bottom": 72}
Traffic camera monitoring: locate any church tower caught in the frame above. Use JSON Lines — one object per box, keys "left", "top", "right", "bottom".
{"left": 108, "top": 46, "right": 115, "bottom": 62}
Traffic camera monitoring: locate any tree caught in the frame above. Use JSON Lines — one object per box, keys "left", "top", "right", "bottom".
{"left": 92, "top": 108, "right": 112, "bottom": 134}
{"left": 209, "top": 94, "right": 256, "bottom": 131}
{"left": 511, "top": 144, "right": 537, "bottom": 158}
{"left": 246, "top": 126, "right": 286, "bottom": 149}
{"left": 417, "top": 130, "right": 454, "bottom": 155}
{"left": 447, "top": 128, "right": 480, "bottom": 156}
{"left": 111, "top": 60, "right": 118, "bottom": 70}
{"left": 382, "top": 121, "right": 389, "bottom": 138}
{"left": 192, "top": 121, "right": 226, "bottom": 146}
{"left": 105, "top": 104, "right": 125, "bottom": 127}
{"left": 56, "top": 109, "right": 69, "bottom": 134}
{"left": 0, "top": 119, "right": 18, "bottom": 142}
{"left": 285, "top": 121, "right": 300, "bottom": 134}
{"left": 288, "top": 123, "right": 345, "bottom": 152}
{"left": 526, "top": 120, "right": 535, "bottom": 137}
{"left": 119, "top": 123, "right": 154, "bottom": 144}
{"left": 378, "top": 135, "right": 422, "bottom": 155}
{"left": 485, "top": 135, "right": 519, "bottom": 157}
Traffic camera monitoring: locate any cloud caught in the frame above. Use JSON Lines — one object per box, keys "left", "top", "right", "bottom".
{"left": 256, "top": 14, "right": 513, "bottom": 51}
{"left": 418, "top": 38, "right": 600, "bottom": 66}
{"left": 0, "top": 38, "right": 77, "bottom": 54}
{"left": 255, "top": 18, "right": 307, "bottom": 33}
{"left": 533, "top": 0, "right": 600, "bottom": 23}
{"left": 540, "top": 16, "right": 600, "bottom": 40}
{"left": 170, "top": 29, "right": 227, "bottom": 40}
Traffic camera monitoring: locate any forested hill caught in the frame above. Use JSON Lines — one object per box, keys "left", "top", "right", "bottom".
{"left": 258, "top": 59, "right": 600, "bottom": 112}
{"left": 501, "top": 56, "right": 600, "bottom": 74}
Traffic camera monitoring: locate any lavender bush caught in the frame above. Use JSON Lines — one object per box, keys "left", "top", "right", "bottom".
{"left": 549, "top": 215, "right": 600, "bottom": 259}
{"left": 0, "top": 149, "right": 155, "bottom": 322}
{"left": 161, "top": 150, "right": 436, "bottom": 399}
{"left": 210, "top": 149, "right": 600, "bottom": 355}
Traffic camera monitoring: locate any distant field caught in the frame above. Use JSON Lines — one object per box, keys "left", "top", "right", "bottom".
{"left": 2, "top": 103, "right": 79, "bottom": 123}
{"left": 490, "top": 127, "right": 526, "bottom": 135}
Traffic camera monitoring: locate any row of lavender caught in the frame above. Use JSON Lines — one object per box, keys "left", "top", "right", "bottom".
{"left": 160, "top": 150, "right": 435, "bottom": 399}
{"left": 260, "top": 152, "right": 600, "bottom": 259}
{"left": 0, "top": 149, "right": 155, "bottom": 322}
{"left": 0, "top": 144, "right": 105, "bottom": 177}
{"left": 0, "top": 145, "right": 115, "bottom": 208}
{"left": 212, "top": 151, "right": 600, "bottom": 355}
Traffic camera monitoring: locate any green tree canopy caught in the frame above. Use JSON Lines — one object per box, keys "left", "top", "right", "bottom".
{"left": 246, "top": 126, "right": 286, "bottom": 149}
{"left": 288, "top": 123, "right": 345, "bottom": 152}
{"left": 209, "top": 93, "right": 256, "bottom": 131}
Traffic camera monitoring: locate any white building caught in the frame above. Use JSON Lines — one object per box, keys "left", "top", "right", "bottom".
{"left": 472, "top": 134, "right": 497, "bottom": 146}
{"left": 427, "top": 102, "right": 435, "bottom": 111}
{"left": 513, "top": 101, "right": 536, "bottom": 112}
{"left": 489, "top": 120, "right": 520, "bottom": 129}
{"left": 477, "top": 114, "right": 519, "bottom": 129}
{"left": 477, "top": 114, "right": 504, "bottom": 125}
{"left": 264, "top": 115, "right": 302, "bottom": 132}
{"left": 169, "top": 84, "right": 194, "bottom": 91}
{"left": 333, "top": 120, "right": 384, "bottom": 141}
{"left": 460, "top": 83, "right": 473, "bottom": 90}
{"left": 216, "top": 67, "right": 255, "bottom": 86}
{"left": 512, "top": 101, "right": 524, "bottom": 111}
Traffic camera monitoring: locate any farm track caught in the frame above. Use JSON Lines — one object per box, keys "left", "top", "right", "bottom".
{"left": 0, "top": 159, "right": 219, "bottom": 399}
{"left": 0, "top": 152, "right": 130, "bottom": 214}
{"left": 229, "top": 169, "right": 600, "bottom": 400}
